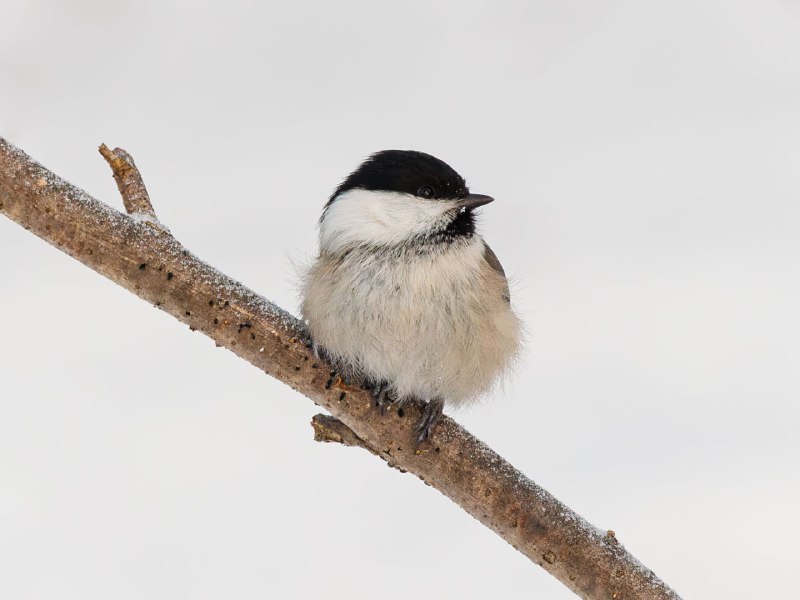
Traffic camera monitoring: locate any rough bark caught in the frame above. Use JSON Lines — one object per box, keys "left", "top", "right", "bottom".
{"left": 0, "top": 137, "right": 681, "bottom": 600}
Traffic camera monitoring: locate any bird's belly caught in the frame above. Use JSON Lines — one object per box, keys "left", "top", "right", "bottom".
{"left": 303, "top": 243, "right": 520, "bottom": 405}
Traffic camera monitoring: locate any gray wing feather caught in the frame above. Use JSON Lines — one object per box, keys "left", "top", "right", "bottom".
{"left": 483, "top": 242, "right": 510, "bottom": 303}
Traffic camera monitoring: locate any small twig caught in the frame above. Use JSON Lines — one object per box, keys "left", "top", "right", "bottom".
{"left": 311, "top": 414, "right": 410, "bottom": 474}
{"left": 98, "top": 144, "right": 160, "bottom": 226}
{"left": 312, "top": 414, "right": 370, "bottom": 448}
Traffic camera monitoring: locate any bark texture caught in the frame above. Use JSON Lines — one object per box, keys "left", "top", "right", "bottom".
{"left": 0, "top": 137, "right": 681, "bottom": 600}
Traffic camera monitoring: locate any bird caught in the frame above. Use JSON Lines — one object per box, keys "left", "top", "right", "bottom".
{"left": 301, "top": 150, "right": 521, "bottom": 444}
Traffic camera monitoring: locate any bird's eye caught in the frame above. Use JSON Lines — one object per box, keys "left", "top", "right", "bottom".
{"left": 418, "top": 186, "right": 434, "bottom": 198}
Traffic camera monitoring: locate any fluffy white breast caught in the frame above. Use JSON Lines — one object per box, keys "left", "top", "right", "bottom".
{"left": 301, "top": 234, "right": 520, "bottom": 405}
{"left": 319, "top": 188, "right": 456, "bottom": 252}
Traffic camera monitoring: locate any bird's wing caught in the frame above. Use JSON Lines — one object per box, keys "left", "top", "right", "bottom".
{"left": 483, "top": 241, "right": 510, "bottom": 303}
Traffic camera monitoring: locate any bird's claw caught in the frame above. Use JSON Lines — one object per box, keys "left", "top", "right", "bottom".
{"left": 415, "top": 398, "right": 444, "bottom": 447}
{"left": 368, "top": 380, "right": 394, "bottom": 415}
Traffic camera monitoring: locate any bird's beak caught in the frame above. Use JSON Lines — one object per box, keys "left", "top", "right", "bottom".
{"left": 456, "top": 194, "right": 495, "bottom": 210}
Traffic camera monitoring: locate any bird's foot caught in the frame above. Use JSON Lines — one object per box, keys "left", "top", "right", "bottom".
{"left": 367, "top": 379, "right": 394, "bottom": 415}
{"left": 313, "top": 345, "right": 354, "bottom": 385}
{"left": 415, "top": 398, "right": 444, "bottom": 447}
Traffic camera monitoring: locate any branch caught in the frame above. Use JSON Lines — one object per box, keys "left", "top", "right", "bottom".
{"left": 312, "top": 414, "right": 370, "bottom": 449}
{"left": 0, "top": 137, "right": 681, "bottom": 600}
{"left": 97, "top": 143, "right": 159, "bottom": 224}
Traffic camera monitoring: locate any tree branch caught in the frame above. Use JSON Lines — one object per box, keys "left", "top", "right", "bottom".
{"left": 312, "top": 414, "right": 371, "bottom": 450}
{"left": 0, "top": 137, "right": 681, "bottom": 600}
{"left": 97, "top": 143, "right": 160, "bottom": 224}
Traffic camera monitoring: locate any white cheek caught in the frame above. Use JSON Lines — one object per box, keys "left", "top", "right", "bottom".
{"left": 319, "top": 189, "right": 453, "bottom": 252}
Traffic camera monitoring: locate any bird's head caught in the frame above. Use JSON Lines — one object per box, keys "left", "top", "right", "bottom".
{"left": 319, "top": 150, "right": 493, "bottom": 253}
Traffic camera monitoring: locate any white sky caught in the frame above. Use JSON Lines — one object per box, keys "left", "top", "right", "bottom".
{"left": 1, "top": 1, "right": 799, "bottom": 598}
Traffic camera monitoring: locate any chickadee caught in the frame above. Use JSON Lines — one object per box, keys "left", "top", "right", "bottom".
{"left": 302, "top": 150, "right": 521, "bottom": 443}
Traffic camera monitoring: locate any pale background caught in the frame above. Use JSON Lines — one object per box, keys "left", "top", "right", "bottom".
{"left": 1, "top": 1, "right": 799, "bottom": 598}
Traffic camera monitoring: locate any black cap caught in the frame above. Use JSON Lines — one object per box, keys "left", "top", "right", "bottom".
{"left": 329, "top": 150, "right": 469, "bottom": 206}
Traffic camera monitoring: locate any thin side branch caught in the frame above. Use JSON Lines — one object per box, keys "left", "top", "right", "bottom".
{"left": 0, "top": 137, "right": 681, "bottom": 600}
{"left": 98, "top": 143, "right": 160, "bottom": 224}
{"left": 312, "top": 414, "right": 370, "bottom": 449}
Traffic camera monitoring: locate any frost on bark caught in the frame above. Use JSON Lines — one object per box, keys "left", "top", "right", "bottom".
{"left": 0, "top": 137, "right": 681, "bottom": 600}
